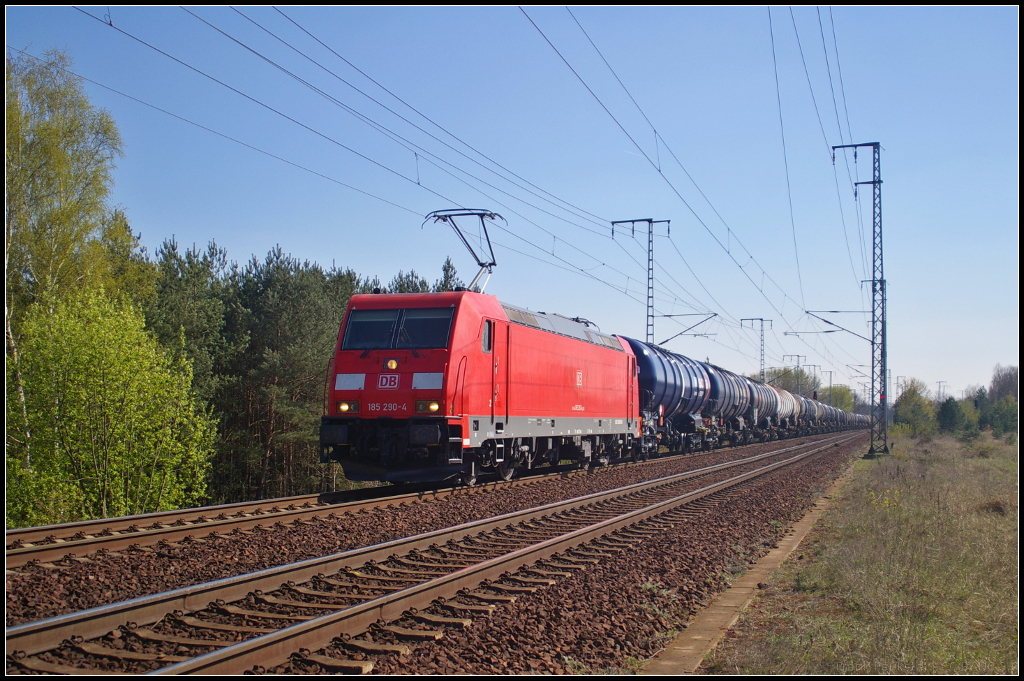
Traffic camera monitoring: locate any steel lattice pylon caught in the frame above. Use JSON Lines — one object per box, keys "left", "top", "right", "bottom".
{"left": 612, "top": 218, "right": 670, "bottom": 345}
{"left": 833, "top": 142, "right": 888, "bottom": 456}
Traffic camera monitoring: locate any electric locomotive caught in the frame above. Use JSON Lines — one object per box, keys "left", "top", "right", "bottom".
{"left": 319, "top": 290, "right": 640, "bottom": 485}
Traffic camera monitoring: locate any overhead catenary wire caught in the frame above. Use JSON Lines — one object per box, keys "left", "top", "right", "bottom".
{"left": 768, "top": 6, "right": 807, "bottom": 310}
{"left": 271, "top": 6, "right": 615, "bottom": 231}
{"left": 72, "top": 6, "right": 466, "bottom": 209}
{"left": 556, "top": 7, "right": 867, "bottom": 379}
{"left": 185, "top": 7, "right": 618, "bottom": 244}
{"left": 524, "top": 7, "right": 815, "bottom": 335}
{"left": 563, "top": 6, "right": 820, "bottom": 321}
{"left": 74, "top": 6, "right": 688, "bottom": 310}
{"left": 44, "top": 19, "right": 688, "bottom": 327}
{"left": 182, "top": 6, "right": 726, "bottom": 321}
{"left": 5, "top": 45, "right": 422, "bottom": 218}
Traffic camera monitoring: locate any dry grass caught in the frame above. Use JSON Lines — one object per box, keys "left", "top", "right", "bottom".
{"left": 703, "top": 433, "right": 1018, "bottom": 675}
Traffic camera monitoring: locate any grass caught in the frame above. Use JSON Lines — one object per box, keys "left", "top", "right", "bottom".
{"left": 703, "top": 432, "right": 1018, "bottom": 675}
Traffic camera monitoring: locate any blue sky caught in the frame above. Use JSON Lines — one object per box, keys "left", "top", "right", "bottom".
{"left": 7, "top": 6, "right": 1018, "bottom": 400}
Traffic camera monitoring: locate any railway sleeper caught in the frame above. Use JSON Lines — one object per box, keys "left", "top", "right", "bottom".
{"left": 460, "top": 590, "right": 517, "bottom": 604}
{"left": 285, "top": 584, "right": 366, "bottom": 601}
{"left": 10, "top": 655, "right": 124, "bottom": 676}
{"left": 406, "top": 610, "right": 473, "bottom": 629}
{"left": 437, "top": 600, "right": 495, "bottom": 615}
{"left": 345, "top": 569, "right": 419, "bottom": 583}
{"left": 256, "top": 593, "right": 343, "bottom": 611}
{"left": 399, "top": 555, "right": 475, "bottom": 569}
{"left": 215, "top": 602, "right": 312, "bottom": 622}
{"left": 504, "top": 574, "right": 557, "bottom": 586}
{"left": 125, "top": 627, "right": 234, "bottom": 648}
{"left": 484, "top": 582, "right": 537, "bottom": 595}
{"left": 555, "top": 554, "right": 601, "bottom": 565}
{"left": 292, "top": 651, "right": 374, "bottom": 675}
{"left": 376, "top": 564, "right": 448, "bottom": 577}
{"left": 431, "top": 544, "right": 491, "bottom": 558}
{"left": 172, "top": 615, "right": 275, "bottom": 635}
{"left": 379, "top": 624, "right": 444, "bottom": 641}
{"left": 526, "top": 567, "right": 573, "bottom": 578}
{"left": 339, "top": 637, "right": 411, "bottom": 656}
{"left": 72, "top": 640, "right": 190, "bottom": 663}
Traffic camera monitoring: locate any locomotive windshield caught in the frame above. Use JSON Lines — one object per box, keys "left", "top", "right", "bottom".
{"left": 342, "top": 308, "right": 454, "bottom": 350}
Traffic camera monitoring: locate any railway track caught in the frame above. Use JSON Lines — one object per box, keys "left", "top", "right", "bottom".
{"left": 4, "top": 467, "right": 598, "bottom": 570}
{"left": 6, "top": 433, "right": 827, "bottom": 570}
{"left": 6, "top": 434, "right": 857, "bottom": 674}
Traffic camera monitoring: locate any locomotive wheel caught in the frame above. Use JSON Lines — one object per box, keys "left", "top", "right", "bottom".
{"left": 497, "top": 458, "right": 516, "bottom": 481}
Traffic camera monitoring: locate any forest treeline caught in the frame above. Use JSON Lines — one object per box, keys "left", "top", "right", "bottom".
{"left": 5, "top": 50, "right": 464, "bottom": 527}
{"left": 891, "top": 366, "right": 1018, "bottom": 441}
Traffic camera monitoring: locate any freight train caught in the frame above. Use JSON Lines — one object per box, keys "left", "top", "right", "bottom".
{"left": 319, "top": 290, "right": 866, "bottom": 485}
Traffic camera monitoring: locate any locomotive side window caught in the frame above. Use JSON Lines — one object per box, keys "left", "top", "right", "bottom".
{"left": 482, "top": 320, "right": 492, "bottom": 353}
{"left": 396, "top": 308, "right": 455, "bottom": 349}
{"left": 342, "top": 309, "right": 400, "bottom": 349}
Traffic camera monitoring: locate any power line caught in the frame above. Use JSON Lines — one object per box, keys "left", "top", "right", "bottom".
{"left": 75, "top": 6, "right": 667, "bottom": 307}
{"left": 271, "top": 6, "right": 615, "bottom": 231}
{"left": 85, "top": 6, "right": 724, "bottom": 340}
{"left": 185, "top": 7, "right": 618, "bottom": 245}
{"left": 5, "top": 45, "right": 422, "bottom": 218}
{"left": 768, "top": 6, "right": 807, "bottom": 310}
{"left": 527, "top": 7, "right": 816, "bottom": 336}
{"left": 788, "top": 7, "right": 832, "bottom": 158}
{"left": 72, "top": 6, "right": 464, "bottom": 208}
{"left": 183, "top": 6, "right": 735, "bottom": 323}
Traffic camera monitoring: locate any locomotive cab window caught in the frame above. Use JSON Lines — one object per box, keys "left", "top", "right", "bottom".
{"left": 396, "top": 308, "right": 454, "bottom": 349}
{"left": 482, "top": 320, "right": 492, "bottom": 353}
{"left": 342, "top": 309, "right": 400, "bottom": 350}
{"left": 342, "top": 308, "right": 454, "bottom": 350}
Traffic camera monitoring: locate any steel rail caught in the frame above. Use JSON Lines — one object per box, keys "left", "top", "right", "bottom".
{"left": 5, "top": 432, "right": 840, "bottom": 568}
{"left": 5, "top": 466, "right": 600, "bottom": 569}
{"left": 5, "top": 435, "right": 851, "bottom": 660}
{"left": 156, "top": 435, "right": 854, "bottom": 674}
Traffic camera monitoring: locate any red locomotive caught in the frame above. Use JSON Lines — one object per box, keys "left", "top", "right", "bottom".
{"left": 319, "top": 290, "right": 640, "bottom": 485}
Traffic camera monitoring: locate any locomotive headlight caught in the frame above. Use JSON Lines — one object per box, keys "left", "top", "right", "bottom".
{"left": 386, "top": 359, "right": 399, "bottom": 370}
{"left": 337, "top": 401, "right": 359, "bottom": 413}
{"left": 415, "top": 400, "right": 441, "bottom": 414}
{"left": 428, "top": 401, "right": 440, "bottom": 413}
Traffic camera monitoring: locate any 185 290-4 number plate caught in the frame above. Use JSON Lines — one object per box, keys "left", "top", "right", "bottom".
{"left": 367, "top": 403, "right": 406, "bottom": 412}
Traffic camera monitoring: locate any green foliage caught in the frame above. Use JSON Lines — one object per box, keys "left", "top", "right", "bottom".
{"left": 433, "top": 256, "right": 465, "bottom": 292}
{"left": 987, "top": 395, "right": 1018, "bottom": 438}
{"left": 759, "top": 366, "right": 821, "bottom": 397}
{"left": 6, "top": 289, "right": 214, "bottom": 527}
{"left": 936, "top": 397, "right": 966, "bottom": 434}
{"left": 386, "top": 269, "right": 430, "bottom": 293}
{"left": 818, "top": 384, "right": 856, "bottom": 412}
{"left": 6, "top": 49, "right": 123, "bottom": 312}
{"left": 967, "top": 367, "right": 1019, "bottom": 438}
{"left": 87, "top": 209, "right": 158, "bottom": 307}
{"left": 893, "top": 379, "right": 937, "bottom": 438}
{"left": 145, "top": 239, "right": 235, "bottom": 406}
{"left": 210, "top": 248, "right": 359, "bottom": 502}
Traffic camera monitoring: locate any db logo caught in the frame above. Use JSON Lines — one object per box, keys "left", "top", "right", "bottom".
{"left": 576, "top": 370, "right": 583, "bottom": 387}
{"left": 377, "top": 374, "right": 400, "bottom": 390}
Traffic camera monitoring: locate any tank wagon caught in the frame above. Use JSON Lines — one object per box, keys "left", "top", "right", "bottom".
{"left": 320, "top": 290, "right": 865, "bottom": 484}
